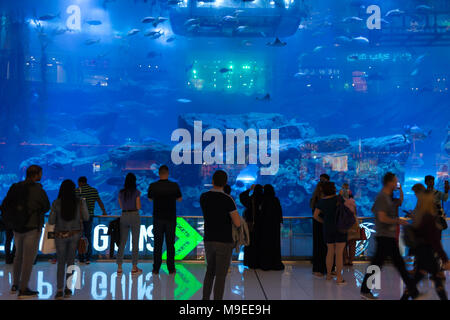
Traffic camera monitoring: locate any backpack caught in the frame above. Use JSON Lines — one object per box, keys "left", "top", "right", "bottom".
{"left": 0, "top": 182, "right": 31, "bottom": 232}
{"left": 335, "top": 196, "right": 356, "bottom": 233}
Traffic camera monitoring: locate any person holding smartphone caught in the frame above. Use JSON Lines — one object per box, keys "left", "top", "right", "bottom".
{"left": 392, "top": 181, "right": 404, "bottom": 245}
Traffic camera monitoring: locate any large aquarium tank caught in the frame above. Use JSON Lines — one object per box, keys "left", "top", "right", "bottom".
{"left": 0, "top": 0, "right": 449, "bottom": 218}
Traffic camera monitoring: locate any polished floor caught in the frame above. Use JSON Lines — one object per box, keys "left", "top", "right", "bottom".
{"left": 0, "top": 260, "right": 446, "bottom": 300}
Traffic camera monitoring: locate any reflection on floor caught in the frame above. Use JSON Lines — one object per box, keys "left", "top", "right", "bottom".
{"left": 0, "top": 261, "right": 446, "bottom": 300}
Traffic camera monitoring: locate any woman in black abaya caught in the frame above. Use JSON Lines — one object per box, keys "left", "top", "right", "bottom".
{"left": 259, "top": 184, "right": 285, "bottom": 271}
{"left": 240, "top": 184, "right": 264, "bottom": 269}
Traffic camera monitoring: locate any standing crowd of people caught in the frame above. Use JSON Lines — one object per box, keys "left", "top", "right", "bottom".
{"left": 310, "top": 171, "right": 450, "bottom": 300}
{"left": 0, "top": 163, "right": 449, "bottom": 300}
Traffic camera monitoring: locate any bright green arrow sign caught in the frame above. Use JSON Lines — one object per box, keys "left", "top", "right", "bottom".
{"left": 160, "top": 264, "right": 202, "bottom": 300}
{"left": 162, "top": 217, "right": 203, "bottom": 260}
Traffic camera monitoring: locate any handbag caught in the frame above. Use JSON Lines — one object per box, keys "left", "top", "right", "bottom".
{"left": 42, "top": 223, "right": 56, "bottom": 254}
{"left": 77, "top": 200, "right": 89, "bottom": 255}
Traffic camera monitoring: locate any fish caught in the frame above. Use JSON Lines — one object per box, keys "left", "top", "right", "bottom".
{"left": 342, "top": 16, "right": 363, "bottom": 23}
{"left": 234, "top": 26, "right": 248, "bottom": 33}
{"left": 404, "top": 125, "right": 431, "bottom": 141}
{"left": 414, "top": 54, "right": 427, "bottom": 64}
{"left": 266, "top": 37, "right": 286, "bottom": 47}
{"left": 335, "top": 36, "right": 352, "bottom": 44}
{"left": 166, "top": 36, "right": 176, "bottom": 43}
{"left": 38, "top": 13, "right": 60, "bottom": 21}
{"left": 294, "top": 72, "right": 307, "bottom": 78}
{"left": 142, "top": 16, "right": 156, "bottom": 23}
{"left": 222, "top": 15, "right": 238, "bottom": 22}
{"left": 85, "top": 39, "right": 101, "bottom": 45}
{"left": 147, "top": 51, "right": 161, "bottom": 58}
{"left": 184, "top": 18, "right": 199, "bottom": 26}
{"left": 85, "top": 20, "right": 102, "bottom": 26}
{"left": 256, "top": 93, "right": 271, "bottom": 101}
{"left": 152, "top": 17, "right": 168, "bottom": 28}
{"left": 127, "top": 28, "right": 140, "bottom": 36}
{"left": 313, "top": 45, "right": 324, "bottom": 52}
{"left": 385, "top": 9, "right": 405, "bottom": 17}
{"left": 348, "top": 55, "right": 359, "bottom": 61}
{"left": 416, "top": 5, "right": 432, "bottom": 13}
{"left": 144, "top": 30, "right": 163, "bottom": 39}
{"left": 241, "top": 40, "right": 252, "bottom": 46}
{"left": 51, "top": 27, "right": 69, "bottom": 36}
{"left": 352, "top": 36, "right": 369, "bottom": 44}
{"left": 177, "top": 98, "right": 191, "bottom": 103}
{"left": 410, "top": 69, "right": 419, "bottom": 76}
{"left": 219, "top": 68, "right": 231, "bottom": 73}
{"left": 187, "top": 24, "right": 200, "bottom": 32}
{"left": 234, "top": 10, "right": 245, "bottom": 16}
{"left": 260, "top": 31, "right": 267, "bottom": 37}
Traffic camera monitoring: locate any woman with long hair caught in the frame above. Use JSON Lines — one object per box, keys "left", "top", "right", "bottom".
{"left": 48, "top": 179, "right": 89, "bottom": 299}
{"left": 240, "top": 184, "right": 264, "bottom": 269}
{"left": 117, "top": 173, "right": 142, "bottom": 275}
{"left": 259, "top": 184, "right": 284, "bottom": 271}
{"left": 313, "top": 181, "right": 347, "bottom": 285}
{"left": 401, "top": 192, "right": 450, "bottom": 300}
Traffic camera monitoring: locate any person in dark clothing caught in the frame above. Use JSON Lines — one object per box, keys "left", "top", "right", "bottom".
{"left": 360, "top": 172, "right": 420, "bottom": 300}
{"left": 401, "top": 192, "right": 450, "bottom": 300}
{"left": 148, "top": 165, "right": 182, "bottom": 274}
{"left": 76, "top": 176, "right": 107, "bottom": 264}
{"left": 259, "top": 184, "right": 284, "bottom": 271}
{"left": 200, "top": 170, "right": 241, "bottom": 300}
{"left": 11, "top": 165, "right": 50, "bottom": 298}
{"left": 314, "top": 182, "right": 347, "bottom": 285}
{"left": 310, "top": 173, "right": 330, "bottom": 278}
{"left": 4, "top": 228, "right": 15, "bottom": 264}
{"left": 240, "top": 184, "right": 264, "bottom": 269}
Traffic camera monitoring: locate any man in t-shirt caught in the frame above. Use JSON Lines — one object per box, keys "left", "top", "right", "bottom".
{"left": 200, "top": 170, "right": 241, "bottom": 300}
{"left": 148, "top": 165, "right": 182, "bottom": 274}
{"left": 76, "top": 177, "right": 107, "bottom": 264}
{"left": 360, "top": 172, "right": 420, "bottom": 300}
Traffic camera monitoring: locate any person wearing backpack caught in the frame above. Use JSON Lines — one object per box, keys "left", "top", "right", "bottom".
{"left": 48, "top": 180, "right": 89, "bottom": 299}
{"left": 360, "top": 172, "right": 421, "bottom": 300}
{"left": 313, "top": 181, "right": 347, "bottom": 285}
{"left": 3, "top": 165, "right": 50, "bottom": 298}
{"left": 400, "top": 192, "right": 450, "bottom": 300}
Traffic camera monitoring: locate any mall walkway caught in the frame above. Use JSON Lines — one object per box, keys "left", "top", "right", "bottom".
{"left": 0, "top": 261, "right": 443, "bottom": 300}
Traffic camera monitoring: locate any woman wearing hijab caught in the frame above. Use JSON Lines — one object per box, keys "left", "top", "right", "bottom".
{"left": 240, "top": 184, "right": 264, "bottom": 269}
{"left": 259, "top": 184, "right": 284, "bottom": 271}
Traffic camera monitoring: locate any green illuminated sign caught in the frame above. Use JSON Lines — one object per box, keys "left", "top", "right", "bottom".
{"left": 162, "top": 217, "right": 203, "bottom": 260}
{"left": 160, "top": 264, "right": 202, "bottom": 300}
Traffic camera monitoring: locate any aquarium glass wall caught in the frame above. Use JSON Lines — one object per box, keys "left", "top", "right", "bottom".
{"left": 0, "top": 0, "right": 449, "bottom": 223}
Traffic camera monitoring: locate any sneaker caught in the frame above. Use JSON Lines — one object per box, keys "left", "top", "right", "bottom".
{"left": 64, "top": 288, "right": 72, "bottom": 297}
{"left": 55, "top": 291, "right": 64, "bottom": 300}
{"left": 360, "top": 292, "right": 378, "bottom": 300}
{"left": 18, "top": 288, "right": 39, "bottom": 299}
{"left": 10, "top": 285, "right": 19, "bottom": 294}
